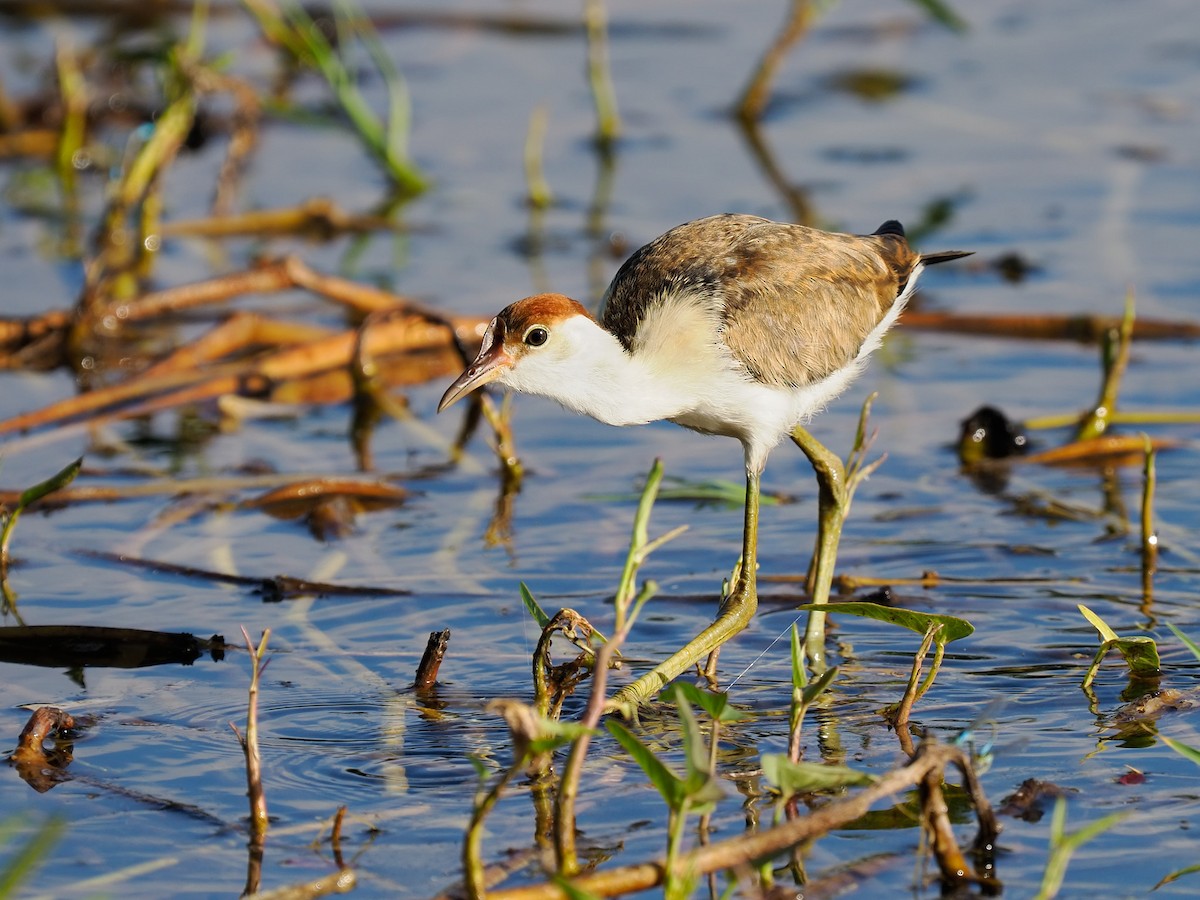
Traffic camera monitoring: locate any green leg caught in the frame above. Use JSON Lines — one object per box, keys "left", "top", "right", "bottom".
{"left": 790, "top": 424, "right": 849, "bottom": 673}
{"left": 609, "top": 469, "right": 761, "bottom": 713}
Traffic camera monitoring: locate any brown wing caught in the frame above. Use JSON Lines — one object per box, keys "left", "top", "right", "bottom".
{"left": 600, "top": 214, "right": 919, "bottom": 388}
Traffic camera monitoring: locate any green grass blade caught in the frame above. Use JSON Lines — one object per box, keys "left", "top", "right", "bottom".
{"left": 1154, "top": 862, "right": 1200, "bottom": 890}
{"left": 1160, "top": 734, "right": 1200, "bottom": 768}
{"left": 519, "top": 582, "right": 552, "bottom": 630}
{"left": 1166, "top": 623, "right": 1200, "bottom": 664}
{"left": 0, "top": 817, "right": 65, "bottom": 897}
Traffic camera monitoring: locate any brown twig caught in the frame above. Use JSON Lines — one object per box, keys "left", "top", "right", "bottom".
{"left": 231, "top": 627, "right": 271, "bottom": 839}
{"left": 414, "top": 630, "right": 451, "bottom": 691}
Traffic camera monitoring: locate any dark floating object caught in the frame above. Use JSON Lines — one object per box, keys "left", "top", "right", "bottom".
{"left": 958, "top": 405, "right": 1028, "bottom": 465}
{"left": 998, "top": 778, "right": 1075, "bottom": 823}
{"left": 825, "top": 67, "right": 918, "bottom": 103}
{"left": 0, "top": 625, "right": 225, "bottom": 670}
{"left": 992, "top": 251, "right": 1041, "bottom": 284}
{"left": 10, "top": 706, "right": 78, "bottom": 793}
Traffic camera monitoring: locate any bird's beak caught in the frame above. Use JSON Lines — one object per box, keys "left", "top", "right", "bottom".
{"left": 437, "top": 321, "right": 512, "bottom": 413}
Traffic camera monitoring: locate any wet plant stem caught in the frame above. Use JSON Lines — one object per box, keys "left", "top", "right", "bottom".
{"left": 554, "top": 632, "right": 621, "bottom": 877}
{"left": 464, "top": 764, "right": 521, "bottom": 900}
{"left": 1075, "top": 291, "right": 1134, "bottom": 442}
{"left": 892, "top": 624, "right": 943, "bottom": 745}
{"left": 231, "top": 627, "right": 271, "bottom": 839}
{"left": 0, "top": 456, "right": 82, "bottom": 577}
{"left": 53, "top": 38, "right": 87, "bottom": 198}
{"left": 524, "top": 104, "right": 553, "bottom": 209}
{"left": 735, "top": 0, "right": 817, "bottom": 122}
{"left": 583, "top": 0, "right": 620, "bottom": 148}
{"left": 1141, "top": 434, "right": 1158, "bottom": 604}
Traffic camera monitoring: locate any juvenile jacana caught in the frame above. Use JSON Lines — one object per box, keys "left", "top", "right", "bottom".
{"left": 439, "top": 214, "right": 970, "bottom": 704}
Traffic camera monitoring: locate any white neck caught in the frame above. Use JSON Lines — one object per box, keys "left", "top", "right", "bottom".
{"left": 501, "top": 316, "right": 690, "bottom": 427}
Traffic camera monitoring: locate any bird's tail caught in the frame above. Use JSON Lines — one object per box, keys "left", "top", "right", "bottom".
{"left": 873, "top": 220, "right": 972, "bottom": 265}
{"left": 920, "top": 249, "right": 974, "bottom": 266}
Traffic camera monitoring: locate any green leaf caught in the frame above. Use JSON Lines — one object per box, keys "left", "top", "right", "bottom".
{"left": 1167, "top": 623, "right": 1200, "bottom": 665}
{"left": 761, "top": 754, "right": 874, "bottom": 800}
{"left": 520, "top": 583, "right": 551, "bottom": 630}
{"left": 790, "top": 623, "right": 806, "bottom": 692}
{"left": 606, "top": 720, "right": 684, "bottom": 808}
{"left": 1112, "top": 636, "right": 1161, "bottom": 679}
{"left": 664, "top": 682, "right": 745, "bottom": 724}
{"left": 798, "top": 601, "right": 973, "bottom": 643}
{"left": 1079, "top": 604, "right": 1120, "bottom": 644}
{"left": 1078, "top": 606, "right": 1160, "bottom": 682}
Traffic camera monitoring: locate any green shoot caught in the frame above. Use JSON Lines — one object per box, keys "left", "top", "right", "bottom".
{"left": 1075, "top": 291, "right": 1134, "bottom": 442}
{"left": 0, "top": 815, "right": 65, "bottom": 898}
{"left": 0, "top": 457, "right": 83, "bottom": 575}
{"left": 583, "top": 0, "right": 620, "bottom": 148}
{"left": 788, "top": 623, "right": 838, "bottom": 761}
{"left": 524, "top": 104, "right": 553, "bottom": 210}
{"left": 1078, "top": 604, "right": 1161, "bottom": 691}
{"left": 1159, "top": 734, "right": 1200, "bottom": 768}
{"left": 1166, "top": 622, "right": 1200, "bottom": 663}
{"left": 242, "top": 0, "right": 427, "bottom": 195}
{"left": 556, "top": 459, "right": 683, "bottom": 873}
{"left": 1034, "top": 798, "right": 1125, "bottom": 900}
{"left": 1140, "top": 434, "right": 1158, "bottom": 603}
{"left": 520, "top": 582, "right": 553, "bottom": 631}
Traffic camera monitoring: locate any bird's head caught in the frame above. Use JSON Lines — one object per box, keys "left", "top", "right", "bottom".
{"left": 437, "top": 293, "right": 599, "bottom": 413}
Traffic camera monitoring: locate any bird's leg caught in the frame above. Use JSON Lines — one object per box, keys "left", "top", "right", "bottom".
{"left": 789, "top": 424, "right": 849, "bottom": 672}
{"left": 609, "top": 469, "right": 761, "bottom": 713}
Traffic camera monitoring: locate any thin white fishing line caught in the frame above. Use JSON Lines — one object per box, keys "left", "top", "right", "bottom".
{"left": 725, "top": 612, "right": 805, "bottom": 689}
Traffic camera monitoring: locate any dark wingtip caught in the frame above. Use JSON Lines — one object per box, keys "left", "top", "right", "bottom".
{"left": 873, "top": 220, "right": 906, "bottom": 238}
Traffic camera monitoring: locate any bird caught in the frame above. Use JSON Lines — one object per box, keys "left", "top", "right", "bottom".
{"left": 438, "top": 213, "right": 971, "bottom": 706}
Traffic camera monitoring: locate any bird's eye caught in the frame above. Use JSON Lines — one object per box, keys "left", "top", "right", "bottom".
{"left": 523, "top": 325, "right": 550, "bottom": 347}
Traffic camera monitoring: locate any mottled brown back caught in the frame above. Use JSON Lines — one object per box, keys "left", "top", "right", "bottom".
{"left": 598, "top": 214, "right": 926, "bottom": 389}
